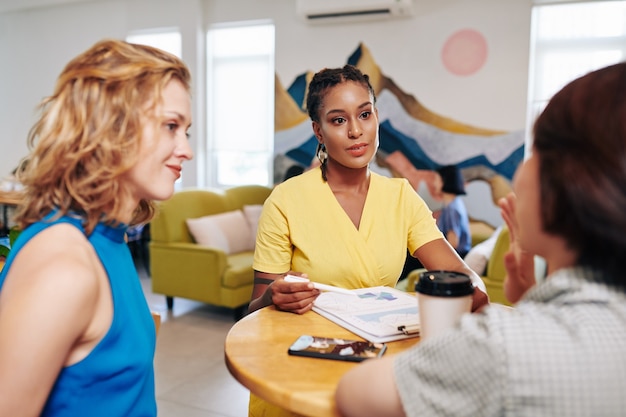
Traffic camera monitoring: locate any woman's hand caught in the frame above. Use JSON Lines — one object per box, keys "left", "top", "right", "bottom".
{"left": 248, "top": 271, "right": 320, "bottom": 314}
{"left": 471, "top": 287, "right": 489, "bottom": 312}
{"left": 499, "top": 193, "right": 536, "bottom": 303}
{"left": 414, "top": 238, "right": 490, "bottom": 312}
{"left": 269, "top": 277, "right": 320, "bottom": 314}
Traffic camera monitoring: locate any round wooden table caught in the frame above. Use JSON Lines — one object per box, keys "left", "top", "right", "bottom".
{"left": 224, "top": 306, "right": 420, "bottom": 417}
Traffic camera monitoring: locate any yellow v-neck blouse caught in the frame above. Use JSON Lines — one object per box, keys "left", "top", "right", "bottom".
{"left": 253, "top": 168, "right": 443, "bottom": 289}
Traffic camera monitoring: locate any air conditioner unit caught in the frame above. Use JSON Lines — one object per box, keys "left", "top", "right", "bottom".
{"left": 296, "top": 0, "right": 415, "bottom": 24}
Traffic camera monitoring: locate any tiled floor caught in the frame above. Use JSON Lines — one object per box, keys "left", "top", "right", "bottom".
{"left": 138, "top": 263, "right": 250, "bottom": 417}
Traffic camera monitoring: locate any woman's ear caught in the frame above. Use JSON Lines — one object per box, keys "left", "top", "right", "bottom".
{"left": 312, "top": 121, "right": 322, "bottom": 142}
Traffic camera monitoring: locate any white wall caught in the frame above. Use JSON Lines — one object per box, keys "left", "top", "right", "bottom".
{"left": 204, "top": 0, "right": 531, "bottom": 131}
{"left": 0, "top": 0, "right": 532, "bottom": 224}
{"left": 0, "top": 0, "right": 204, "bottom": 187}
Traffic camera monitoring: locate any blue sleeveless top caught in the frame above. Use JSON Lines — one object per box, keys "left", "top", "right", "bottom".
{"left": 0, "top": 214, "right": 157, "bottom": 416}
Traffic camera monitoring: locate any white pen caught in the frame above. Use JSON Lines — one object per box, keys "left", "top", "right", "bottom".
{"left": 284, "top": 274, "right": 356, "bottom": 296}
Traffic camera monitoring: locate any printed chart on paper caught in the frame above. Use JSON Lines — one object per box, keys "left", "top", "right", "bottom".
{"left": 312, "top": 286, "right": 420, "bottom": 342}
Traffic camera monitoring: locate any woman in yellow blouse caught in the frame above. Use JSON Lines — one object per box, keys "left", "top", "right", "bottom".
{"left": 247, "top": 64, "right": 488, "bottom": 417}
{"left": 249, "top": 64, "right": 486, "bottom": 315}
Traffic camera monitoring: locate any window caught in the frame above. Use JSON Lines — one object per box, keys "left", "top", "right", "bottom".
{"left": 206, "top": 23, "right": 275, "bottom": 187}
{"left": 527, "top": 1, "right": 626, "bottom": 139}
{"left": 126, "top": 29, "right": 185, "bottom": 190}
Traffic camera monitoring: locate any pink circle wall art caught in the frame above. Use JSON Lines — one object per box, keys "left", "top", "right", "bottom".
{"left": 442, "top": 29, "right": 488, "bottom": 76}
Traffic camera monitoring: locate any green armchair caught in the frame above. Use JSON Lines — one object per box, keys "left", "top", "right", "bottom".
{"left": 149, "top": 185, "right": 272, "bottom": 319}
{"left": 481, "top": 226, "right": 512, "bottom": 306}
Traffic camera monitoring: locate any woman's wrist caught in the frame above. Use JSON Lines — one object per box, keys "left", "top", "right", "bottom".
{"left": 261, "top": 282, "right": 274, "bottom": 308}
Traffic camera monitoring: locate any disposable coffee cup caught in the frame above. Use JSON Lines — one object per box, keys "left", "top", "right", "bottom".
{"left": 415, "top": 270, "right": 474, "bottom": 341}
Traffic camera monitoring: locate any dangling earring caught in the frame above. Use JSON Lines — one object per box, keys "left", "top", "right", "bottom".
{"left": 317, "top": 143, "right": 328, "bottom": 165}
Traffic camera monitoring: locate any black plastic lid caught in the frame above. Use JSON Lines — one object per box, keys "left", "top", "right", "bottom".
{"left": 415, "top": 270, "right": 474, "bottom": 297}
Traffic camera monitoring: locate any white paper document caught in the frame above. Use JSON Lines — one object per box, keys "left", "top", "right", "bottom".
{"left": 312, "top": 286, "right": 420, "bottom": 343}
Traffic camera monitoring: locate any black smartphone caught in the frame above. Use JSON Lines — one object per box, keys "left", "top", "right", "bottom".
{"left": 287, "top": 335, "right": 387, "bottom": 362}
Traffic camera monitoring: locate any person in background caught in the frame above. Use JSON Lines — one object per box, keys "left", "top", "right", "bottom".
{"left": 0, "top": 39, "right": 193, "bottom": 416}
{"left": 398, "top": 164, "right": 471, "bottom": 281}
{"left": 247, "top": 64, "right": 488, "bottom": 417}
{"left": 335, "top": 62, "right": 626, "bottom": 417}
{"left": 435, "top": 165, "right": 471, "bottom": 258}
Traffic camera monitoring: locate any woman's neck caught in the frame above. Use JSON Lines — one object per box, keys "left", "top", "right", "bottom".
{"left": 112, "top": 189, "right": 138, "bottom": 225}
{"left": 325, "top": 164, "right": 370, "bottom": 194}
{"left": 539, "top": 235, "right": 578, "bottom": 277}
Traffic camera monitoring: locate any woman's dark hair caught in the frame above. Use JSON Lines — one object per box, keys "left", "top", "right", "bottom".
{"left": 283, "top": 164, "right": 304, "bottom": 181}
{"left": 306, "top": 64, "right": 376, "bottom": 124}
{"left": 533, "top": 62, "right": 626, "bottom": 289}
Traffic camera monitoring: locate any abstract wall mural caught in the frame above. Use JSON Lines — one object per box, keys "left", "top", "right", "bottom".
{"left": 273, "top": 43, "right": 525, "bottom": 219}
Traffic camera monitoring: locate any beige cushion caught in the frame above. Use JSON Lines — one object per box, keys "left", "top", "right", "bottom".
{"left": 186, "top": 210, "right": 253, "bottom": 254}
{"left": 464, "top": 225, "right": 502, "bottom": 275}
{"left": 242, "top": 204, "right": 264, "bottom": 249}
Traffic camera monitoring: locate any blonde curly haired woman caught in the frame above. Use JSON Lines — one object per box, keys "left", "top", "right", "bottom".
{"left": 0, "top": 39, "right": 193, "bottom": 416}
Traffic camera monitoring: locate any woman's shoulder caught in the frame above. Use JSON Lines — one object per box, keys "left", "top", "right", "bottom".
{"left": 371, "top": 171, "right": 410, "bottom": 185}
{"left": 5, "top": 222, "right": 100, "bottom": 307}
{"left": 370, "top": 172, "right": 416, "bottom": 196}
{"left": 19, "top": 222, "right": 93, "bottom": 266}
{"left": 271, "top": 168, "right": 323, "bottom": 196}
{"left": 282, "top": 167, "right": 321, "bottom": 184}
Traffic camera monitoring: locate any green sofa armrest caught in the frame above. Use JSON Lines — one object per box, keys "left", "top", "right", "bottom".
{"left": 480, "top": 226, "right": 512, "bottom": 306}
{"left": 150, "top": 241, "right": 228, "bottom": 300}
